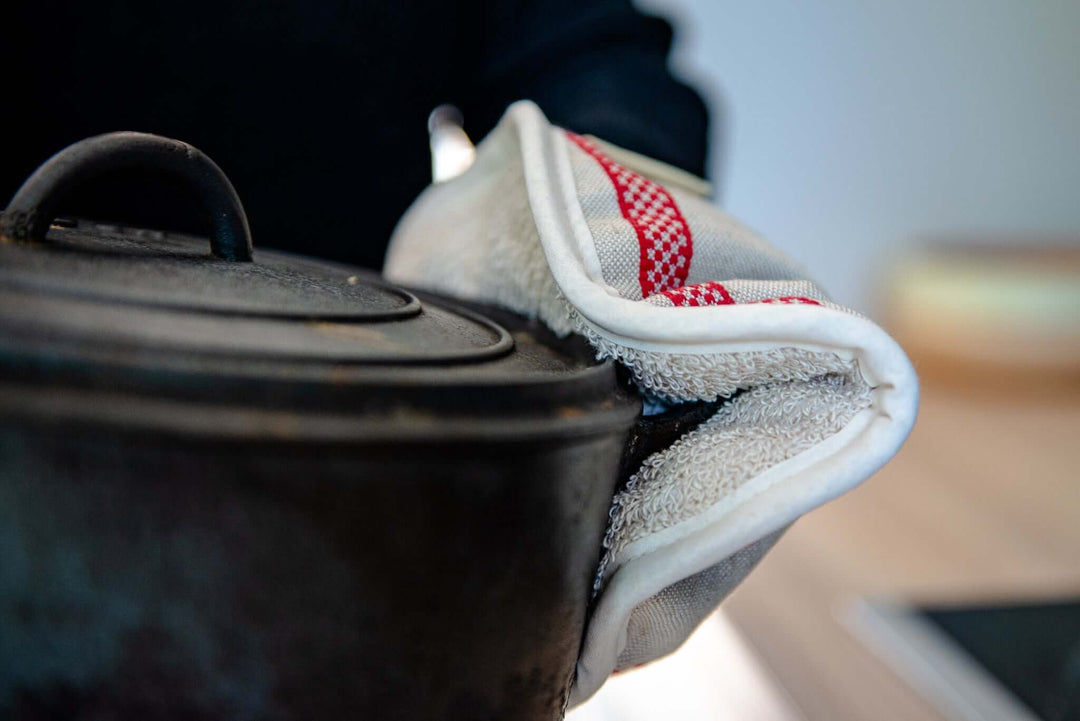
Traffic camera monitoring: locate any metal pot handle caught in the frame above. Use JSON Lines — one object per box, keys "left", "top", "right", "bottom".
{"left": 0, "top": 132, "right": 253, "bottom": 262}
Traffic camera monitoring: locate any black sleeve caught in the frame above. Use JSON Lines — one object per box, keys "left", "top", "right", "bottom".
{"left": 458, "top": 0, "right": 709, "bottom": 177}
{"left": 1, "top": 0, "right": 709, "bottom": 270}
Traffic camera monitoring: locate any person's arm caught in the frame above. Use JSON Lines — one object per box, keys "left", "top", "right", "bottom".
{"left": 459, "top": 0, "right": 709, "bottom": 177}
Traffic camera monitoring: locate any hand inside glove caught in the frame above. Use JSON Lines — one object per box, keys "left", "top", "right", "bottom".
{"left": 385, "top": 100, "right": 918, "bottom": 707}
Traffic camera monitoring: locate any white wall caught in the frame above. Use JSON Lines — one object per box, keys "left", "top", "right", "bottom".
{"left": 637, "top": 0, "right": 1080, "bottom": 311}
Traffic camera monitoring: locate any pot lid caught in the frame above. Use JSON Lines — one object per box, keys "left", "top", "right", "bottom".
{"left": 0, "top": 220, "right": 423, "bottom": 321}
{"left": 0, "top": 221, "right": 512, "bottom": 365}
{"left": 0, "top": 132, "right": 509, "bottom": 365}
{"left": 0, "top": 131, "right": 642, "bottom": 442}
{"left": 0, "top": 132, "right": 641, "bottom": 440}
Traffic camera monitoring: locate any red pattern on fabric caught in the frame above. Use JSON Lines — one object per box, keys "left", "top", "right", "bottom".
{"left": 567, "top": 132, "right": 693, "bottom": 297}
{"left": 758, "top": 296, "right": 822, "bottom": 306}
{"left": 658, "top": 281, "right": 735, "bottom": 307}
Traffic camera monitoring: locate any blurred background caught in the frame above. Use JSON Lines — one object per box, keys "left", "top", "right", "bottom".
{"left": 639, "top": 0, "right": 1080, "bottom": 312}
{"left": 572, "top": 1, "right": 1080, "bottom": 719}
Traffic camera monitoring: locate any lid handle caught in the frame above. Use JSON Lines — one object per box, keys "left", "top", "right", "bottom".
{"left": 0, "top": 132, "right": 254, "bottom": 262}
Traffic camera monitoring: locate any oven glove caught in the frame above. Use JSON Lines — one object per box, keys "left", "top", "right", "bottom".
{"left": 383, "top": 100, "right": 918, "bottom": 707}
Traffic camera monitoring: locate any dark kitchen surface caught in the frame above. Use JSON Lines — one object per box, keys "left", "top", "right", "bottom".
{"left": 918, "top": 601, "right": 1080, "bottom": 721}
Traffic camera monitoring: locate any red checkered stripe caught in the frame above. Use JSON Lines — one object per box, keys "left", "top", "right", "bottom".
{"left": 567, "top": 132, "right": 693, "bottom": 297}
{"left": 565, "top": 132, "right": 824, "bottom": 310}
{"left": 658, "top": 280, "right": 733, "bottom": 307}
{"left": 758, "top": 296, "right": 822, "bottom": 305}
{"left": 657, "top": 283, "right": 824, "bottom": 308}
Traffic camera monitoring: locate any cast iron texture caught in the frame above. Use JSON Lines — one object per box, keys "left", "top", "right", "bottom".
{"left": 0, "top": 221, "right": 427, "bottom": 322}
{"left": 0, "top": 132, "right": 252, "bottom": 262}
{"left": 0, "top": 414, "right": 629, "bottom": 720}
{"left": 0, "top": 264, "right": 640, "bottom": 720}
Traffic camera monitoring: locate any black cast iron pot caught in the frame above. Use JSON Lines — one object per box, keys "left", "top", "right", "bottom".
{"left": 0, "top": 134, "right": 713, "bottom": 720}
